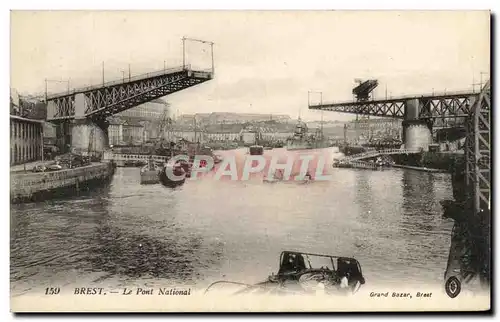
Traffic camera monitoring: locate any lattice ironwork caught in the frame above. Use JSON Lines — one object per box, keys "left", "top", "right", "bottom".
{"left": 310, "top": 99, "right": 406, "bottom": 118}
{"left": 465, "top": 81, "right": 491, "bottom": 213}
{"left": 347, "top": 118, "right": 402, "bottom": 130}
{"left": 47, "top": 68, "right": 212, "bottom": 121}
{"left": 443, "top": 80, "right": 492, "bottom": 289}
{"left": 48, "top": 96, "right": 75, "bottom": 120}
{"left": 309, "top": 92, "right": 476, "bottom": 124}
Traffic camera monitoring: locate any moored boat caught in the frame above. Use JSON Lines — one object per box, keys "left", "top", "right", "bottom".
{"left": 286, "top": 119, "right": 329, "bottom": 151}
{"left": 140, "top": 158, "right": 160, "bottom": 184}
{"left": 213, "top": 154, "right": 223, "bottom": 164}
{"left": 159, "top": 159, "right": 191, "bottom": 187}
{"left": 249, "top": 145, "right": 264, "bottom": 156}
{"left": 263, "top": 169, "right": 284, "bottom": 183}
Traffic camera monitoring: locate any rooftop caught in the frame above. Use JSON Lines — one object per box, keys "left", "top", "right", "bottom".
{"left": 10, "top": 115, "right": 45, "bottom": 124}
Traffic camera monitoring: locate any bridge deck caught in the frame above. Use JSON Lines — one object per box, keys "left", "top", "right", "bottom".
{"left": 46, "top": 66, "right": 213, "bottom": 121}
{"left": 47, "top": 66, "right": 206, "bottom": 100}
{"left": 309, "top": 89, "right": 476, "bottom": 121}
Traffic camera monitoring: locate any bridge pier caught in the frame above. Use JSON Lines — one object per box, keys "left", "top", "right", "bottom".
{"left": 70, "top": 119, "right": 109, "bottom": 155}
{"left": 402, "top": 120, "right": 432, "bottom": 151}
{"left": 402, "top": 99, "right": 432, "bottom": 151}
{"left": 55, "top": 122, "right": 72, "bottom": 154}
{"left": 70, "top": 93, "right": 109, "bottom": 155}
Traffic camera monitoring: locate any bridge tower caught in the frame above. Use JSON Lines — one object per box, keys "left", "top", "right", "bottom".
{"left": 352, "top": 79, "right": 378, "bottom": 143}
{"left": 443, "top": 80, "right": 491, "bottom": 291}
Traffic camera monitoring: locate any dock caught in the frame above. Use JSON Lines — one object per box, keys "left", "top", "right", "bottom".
{"left": 10, "top": 162, "right": 115, "bottom": 203}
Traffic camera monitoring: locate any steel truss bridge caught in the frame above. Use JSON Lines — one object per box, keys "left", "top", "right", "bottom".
{"left": 46, "top": 66, "right": 212, "bottom": 123}
{"left": 309, "top": 90, "right": 476, "bottom": 129}
{"left": 314, "top": 81, "right": 491, "bottom": 288}
{"left": 316, "top": 81, "right": 490, "bottom": 212}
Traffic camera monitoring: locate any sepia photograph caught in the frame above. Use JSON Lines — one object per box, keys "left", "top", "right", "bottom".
{"left": 8, "top": 9, "right": 491, "bottom": 312}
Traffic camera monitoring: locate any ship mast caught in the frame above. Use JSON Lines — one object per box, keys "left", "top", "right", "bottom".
{"left": 159, "top": 108, "right": 170, "bottom": 142}
{"left": 194, "top": 116, "right": 197, "bottom": 143}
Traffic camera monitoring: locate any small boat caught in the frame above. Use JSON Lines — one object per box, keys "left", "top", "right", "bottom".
{"left": 46, "top": 162, "right": 63, "bottom": 171}
{"left": 213, "top": 154, "right": 223, "bottom": 164}
{"left": 32, "top": 164, "right": 47, "bottom": 173}
{"left": 140, "top": 158, "right": 160, "bottom": 184}
{"left": 205, "top": 251, "right": 365, "bottom": 296}
{"left": 249, "top": 145, "right": 264, "bottom": 156}
{"left": 263, "top": 169, "right": 284, "bottom": 183}
{"left": 300, "top": 172, "right": 313, "bottom": 184}
{"left": 159, "top": 159, "right": 191, "bottom": 187}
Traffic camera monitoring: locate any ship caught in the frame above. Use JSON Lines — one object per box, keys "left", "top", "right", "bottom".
{"left": 285, "top": 119, "right": 330, "bottom": 151}
{"left": 158, "top": 159, "right": 191, "bottom": 187}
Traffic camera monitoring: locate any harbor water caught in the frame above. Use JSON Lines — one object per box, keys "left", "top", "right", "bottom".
{"left": 10, "top": 148, "right": 454, "bottom": 296}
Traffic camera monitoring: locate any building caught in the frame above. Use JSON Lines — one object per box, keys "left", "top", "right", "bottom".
{"left": 111, "top": 99, "right": 171, "bottom": 142}
{"left": 108, "top": 117, "right": 123, "bottom": 146}
{"left": 117, "top": 99, "right": 171, "bottom": 120}
{"left": 206, "top": 112, "right": 290, "bottom": 124}
{"left": 205, "top": 124, "right": 246, "bottom": 142}
{"left": 256, "top": 127, "right": 284, "bottom": 142}
{"left": 10, "top": 89, "right": 47, "bottom": 120}
{"left": 166, "top": 125, "right": 207, "bottom": 143}
{"left": 10, "top": 115, "right": 44, "bottom": 165}
{"left": 347, "top": 117, "right": 402, "bottom": 142}
{"left": 107, "top": 98, "right": 171, "bottom": 146}
{"left": 177, "top": 114, "right": 196, "bottom": 125}
{"left": 108, "top": 117, "right": 147, "bottom": 146}
{"left": 177, "top": 112, "right": 291, "bottom": 126}
{"left": 122, "top": 119, "right": 146, "bottom": 145}
{"left": 203, "top": 122, "right": 296, "bottom": 145}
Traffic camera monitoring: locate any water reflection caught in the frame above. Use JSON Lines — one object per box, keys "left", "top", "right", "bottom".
{"left": 87, "top": 222, "right": 217, "bottom": 282}
{"left": 401, "top": 171, "right": 444, "bottom": 232}
{"left": 353, "top": 170, "right": 374, "bottom": 220}
{"left": 398, "top": 170, "right": 454, "bottom": 275}
{"left": 10, "top": 186, "right": 112, "bottom": 292}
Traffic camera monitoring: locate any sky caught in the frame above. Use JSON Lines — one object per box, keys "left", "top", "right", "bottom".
{"left": 10, "top": 11, "right": 490, "bottom": 122}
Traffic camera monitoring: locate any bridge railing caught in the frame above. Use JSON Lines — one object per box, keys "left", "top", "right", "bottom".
{"left": 46, "top": 64, "right": 212, "bottom": 100}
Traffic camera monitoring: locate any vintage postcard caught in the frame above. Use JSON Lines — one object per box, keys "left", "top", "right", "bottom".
{"left": 10, "top": 10, "right": 491, "bottom": 312}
